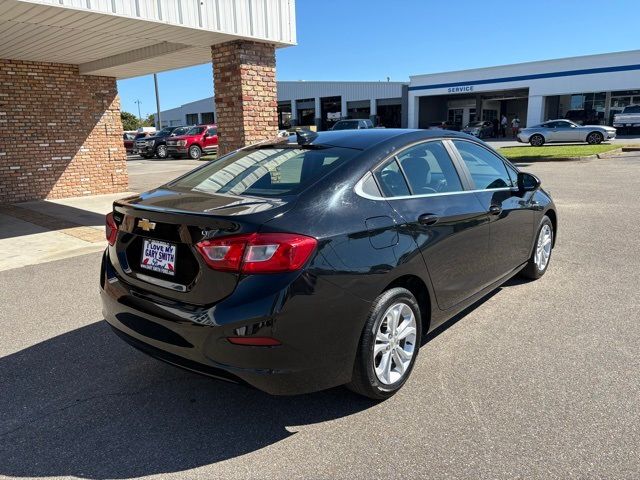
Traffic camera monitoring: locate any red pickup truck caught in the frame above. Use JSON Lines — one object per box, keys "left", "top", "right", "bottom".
{"left": 166, "top": 124, "right": 218, "bottom": 159}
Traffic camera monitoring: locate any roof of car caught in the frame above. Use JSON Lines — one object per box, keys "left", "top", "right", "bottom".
{"left": 292, "top": 128, "right": 470, "bottom": 150}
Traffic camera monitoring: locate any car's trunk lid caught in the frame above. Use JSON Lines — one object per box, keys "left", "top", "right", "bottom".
{"left": 110, "top": 187, "right": 293, "bottom": 305}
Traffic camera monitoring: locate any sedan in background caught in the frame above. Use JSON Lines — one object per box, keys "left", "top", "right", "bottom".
{"left": 462, "top": 120, "right": 494, "bottom": 139}
{"left": 331, "top": 119, "right": 374, "bottom": 130}
{"left": 427, "top": 121, "right": 461, "bottom": 131}
{"left": 517, "top": 119, "right": 616, "bottom": 146}
{"left": 101, "top": 129, "right": 557, "bottom": 399}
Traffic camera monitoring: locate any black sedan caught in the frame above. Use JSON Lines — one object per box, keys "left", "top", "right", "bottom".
{"left": 101, "top": 129, "right": 557, "bottom": 399}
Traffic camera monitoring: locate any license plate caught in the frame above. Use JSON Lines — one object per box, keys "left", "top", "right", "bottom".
{"left": 141, "top": 239, "right": 176, "bottom": 276}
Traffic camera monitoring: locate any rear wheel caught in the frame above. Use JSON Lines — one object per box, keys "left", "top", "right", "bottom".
{"left": 530, "top": 134, "right": 545, "bottom": 147}
{"left": 347, "top": 287, "right": 421, "bottom": 400}
{"left": 189, "top": 145, "right": 202, "bottom": 160}
{"left": 586, "top": 131, "right": 603, "bottom": 145}
{"left": 520, "top": 216, "right": 553, "bottom": 280}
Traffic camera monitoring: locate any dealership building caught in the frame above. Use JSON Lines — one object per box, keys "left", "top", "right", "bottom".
{"left": 162, "top": 49, "right": 640, "bottom": 133}
{"left": 409, "top": 49, "right": 640, "bottom": 130}
{"left": 160, "top": 80, "right": 408, "bottom": 130}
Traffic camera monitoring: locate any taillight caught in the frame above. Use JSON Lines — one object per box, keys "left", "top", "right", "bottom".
{"left": 105, "top": 212, "right": 118, "bottom": 246}
{"left": 196, "top": 232, "right": 317, "bottom": 274}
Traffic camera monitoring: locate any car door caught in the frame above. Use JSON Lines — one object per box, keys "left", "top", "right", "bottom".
{"left": 204, "top": 127, "right": 218, "bottom": 151}
{"left": 450, "top": 139, "right": 535, "bottom": 283}
{"left": 373, "top": 139, "right": 493, "bottom": 310}
{"left": 553, "top": 120, "right": 580, "bottom": 142}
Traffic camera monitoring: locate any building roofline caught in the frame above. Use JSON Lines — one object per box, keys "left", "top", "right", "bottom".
{"left": 410, "top": 48, "right": 640, "bottom": 81}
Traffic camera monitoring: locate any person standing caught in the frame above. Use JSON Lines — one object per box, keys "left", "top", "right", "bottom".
{"left": 500, "top": 114, "right": 508, "bottom": 138}
{"left": 511, "top": 115, "right": 521, "bottom": 138}
{"left": 492, "top": 117, "right": 499, "bottom": 138}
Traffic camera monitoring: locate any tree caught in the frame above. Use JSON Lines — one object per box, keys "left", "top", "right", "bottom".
{"left": 142, "top": 113, "right": 155, "bottom": 127}
{"left": 121, "top": 111, "right": 140, "bottom": 131}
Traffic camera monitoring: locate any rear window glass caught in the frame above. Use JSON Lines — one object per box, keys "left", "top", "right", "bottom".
{"left": 624, "top": 105, "right": 640, "bottom": 113}
{"left": 169, "top": 146, "right": 358, "bottom": 197}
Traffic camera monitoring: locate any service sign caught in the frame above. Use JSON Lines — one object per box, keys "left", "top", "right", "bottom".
{"left": 447, "top": 85, "right": 474, "bottom": 93}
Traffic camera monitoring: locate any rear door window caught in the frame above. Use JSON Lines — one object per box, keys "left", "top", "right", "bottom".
{"left": 397, "top": 141, "right": 463, "bottom": 194}
{"left": 452, "top": 140, "right": 513, "bottom": 190}
{"left": 374, "top": 159, "right": 410, "bottom": 197}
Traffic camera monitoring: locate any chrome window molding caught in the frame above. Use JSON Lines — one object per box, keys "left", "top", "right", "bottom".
{"left": 355, "top": 171, "right": 515, "bottom": 201}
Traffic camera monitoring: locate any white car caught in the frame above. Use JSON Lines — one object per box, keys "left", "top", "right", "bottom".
{"left": 517, "top": 119, "right": 616, "bottom": 146}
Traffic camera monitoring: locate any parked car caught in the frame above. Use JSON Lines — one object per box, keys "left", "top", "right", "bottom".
{"left": 613, "top": 105, "right": 640, "bottom": 134}
{"left": 564, "top": 109, "right": 600, "bottom": 126}
{"left": 134, "top": 125, "right": 188, "bottom": 159}
{"left": 131, "top": 131, "right": 154, "bottom": 152}
{"left": 123, "top": 132, "right": 136, "bottom": 154}
{"left": 462, "top": 120, "right": 494, "bottom": 139}
{"left": 166, "top": 124, "right": 218, "bottom": 159}
{"left": 101, "top": 128, "right": 557, "bottom": 399}
{"left": 427, "top": 121, "right": 461, "bottom": 131}
{"left": 331, "top": 119, "right": 374, "bottom": 130}
{"left": 517, "top": 119, "right": 616, "bottom": 146}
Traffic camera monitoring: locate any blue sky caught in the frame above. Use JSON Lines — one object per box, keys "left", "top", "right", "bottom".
{"left": 118, "top": 0, "right": 640, "bottom": 116}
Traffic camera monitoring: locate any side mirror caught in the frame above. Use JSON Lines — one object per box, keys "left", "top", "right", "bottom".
{"left": 517, "top": 172, "right": 541, "bottom": 192}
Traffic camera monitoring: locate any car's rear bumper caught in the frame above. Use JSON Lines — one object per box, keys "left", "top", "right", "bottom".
{"left": 100, "top": 250, "right": 368, "bottom": 395}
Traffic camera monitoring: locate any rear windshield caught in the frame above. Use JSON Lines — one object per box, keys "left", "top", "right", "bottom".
{"left": 623, "top": 105, "right": 640, "bottom": 113}
{"left": 169, "top": 145, "right": 358, "bottom": 197}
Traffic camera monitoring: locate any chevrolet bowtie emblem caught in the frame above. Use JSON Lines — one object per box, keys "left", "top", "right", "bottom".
{"left": 138, "top": 218, "right": 156, "bottom": 231}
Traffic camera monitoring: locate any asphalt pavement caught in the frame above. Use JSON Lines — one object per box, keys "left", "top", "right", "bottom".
{"left": 1, "top": 154, "right": 639, "bottom": 479}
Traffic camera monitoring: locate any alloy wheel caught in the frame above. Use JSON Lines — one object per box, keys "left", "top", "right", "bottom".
{"left": 189, "top": 146, "right": 201, "bottom": 159}
{"left": 156, "top": 145, "right": 167, "bottom": 158}
{"left": 587, "top": 132, "right": 602, "bottom": 144}
{"left": 534, "top": 224, "right": 552, "bottom": 271}
{"left": 374, "top": 302, "right": 417, "bottom": 385}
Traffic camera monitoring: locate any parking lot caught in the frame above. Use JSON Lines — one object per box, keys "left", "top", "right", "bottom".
{"left": 1, "top": 153, "right": 639, "bottom": 479}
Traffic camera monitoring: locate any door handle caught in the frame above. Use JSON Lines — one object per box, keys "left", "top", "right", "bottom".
{"left": 489, "top": 205, "right": 502, "bottom": 215}
{"left": 418, "top": 213, "right": 439, "bottom": 226}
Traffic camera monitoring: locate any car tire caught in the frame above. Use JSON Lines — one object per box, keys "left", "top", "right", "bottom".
{"left": 530, "top": 134, "right": 545, "bottom": 147}
{"left": 156, "top": 145, "right": 168, "bottom": 159}
{"left": 520, "top": 215, "right": 554, "bottom": 280}
{"left": 347, "top": 287, "right": 422, "bottom": 400}
{"left": 189, "top": 145, "right": 202, "bottom": 160}
{"left": 586, "top": 131, "right": 603, "bottom": 145}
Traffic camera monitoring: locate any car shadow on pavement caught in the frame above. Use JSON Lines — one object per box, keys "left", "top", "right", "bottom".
{"left": 0, "top": 321, "right": 376, "bottom": 479}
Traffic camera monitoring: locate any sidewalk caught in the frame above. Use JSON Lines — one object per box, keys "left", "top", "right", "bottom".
{"left": 0, "top": 192, "right": 134, "bottom": 272}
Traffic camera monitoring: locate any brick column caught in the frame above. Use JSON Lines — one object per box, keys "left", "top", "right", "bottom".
{"left": 0, "top": 59, "right": 128, "bottom": 203}
{"left": 211, "top": 40, "right": 278, "bottom": 155}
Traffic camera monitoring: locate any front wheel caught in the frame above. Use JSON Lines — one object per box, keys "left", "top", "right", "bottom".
{"left": 156, "top": 144, "right": 168, "bottom": 159}
{"left": 188, "top": 145, "right": 202, "bottom": 159}
{"left": 530, "top": 134, "right": 545, "bottom": 147}
{"left": 520, "top": 216, "right": 554, "bottom": 280}
{"left": 586, "top": 131, "right": 603, "bottom": 145}
{"left": 347, "top": 287, "right": 422, "bottom": 400}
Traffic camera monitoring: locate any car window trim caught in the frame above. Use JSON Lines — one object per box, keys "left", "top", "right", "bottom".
{"left": 355, "top": 137, "right": 482, "bottom": 200}
{"left": 355, "top": 172, "right": 515, "bottom": 201}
